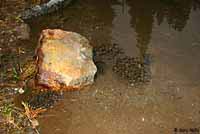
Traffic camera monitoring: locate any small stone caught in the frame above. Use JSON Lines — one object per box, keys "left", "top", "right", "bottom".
{"left": 18, "top": 88, "right": 25, "bottom": 94}
{"left": 130, "top": 83, "right": 134, "bottom": 86}
{"left": 9, "top": 38, "right": 13, "bottom": 42}
{"left": 142, "top": 117, "right": 145, "bottom": 122}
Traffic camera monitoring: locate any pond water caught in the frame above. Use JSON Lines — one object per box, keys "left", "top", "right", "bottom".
{"left": 23, "top": 0, "right": 200, "bottom": 133}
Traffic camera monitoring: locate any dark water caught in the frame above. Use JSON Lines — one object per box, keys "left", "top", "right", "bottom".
{"left": 24, "top": 0, "right": 200, "bottom": 133}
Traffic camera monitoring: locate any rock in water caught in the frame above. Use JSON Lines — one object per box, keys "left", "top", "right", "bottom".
{"left": 35, "top": 29, "right": 97, "bottom": 90}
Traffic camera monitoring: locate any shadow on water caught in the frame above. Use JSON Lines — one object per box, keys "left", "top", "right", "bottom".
{"left": 16, "top": 0, "right": 200, "bottom": 133}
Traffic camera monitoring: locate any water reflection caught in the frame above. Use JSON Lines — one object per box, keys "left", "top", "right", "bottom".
{"left": 112, "top": 0, "right": 200, "bottom": 60}
{"left": 109, "top": 0, "right": 200, "bottom": 84}
{"left": 111, "top": 0, "right": 138, "bottom": 57}
{"left": 24, "top": 1, "right": 200, "bottom": 133}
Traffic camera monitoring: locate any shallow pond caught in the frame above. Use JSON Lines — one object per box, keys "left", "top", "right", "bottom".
{"left": 16, "top": 0, "right": 200, "bottom": 133}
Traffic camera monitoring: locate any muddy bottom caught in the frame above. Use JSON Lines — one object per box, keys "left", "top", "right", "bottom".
{"left": 10, "top": 0, "right": 200, "bottom": 133}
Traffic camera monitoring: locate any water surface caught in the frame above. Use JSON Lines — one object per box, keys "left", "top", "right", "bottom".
{"left": 25, "top": 0, "right": 200, "bottom": 133}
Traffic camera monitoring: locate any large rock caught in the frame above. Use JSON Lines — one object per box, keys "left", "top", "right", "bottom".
{"left": 35, "top": 29, "right": 97, "bottom": 90}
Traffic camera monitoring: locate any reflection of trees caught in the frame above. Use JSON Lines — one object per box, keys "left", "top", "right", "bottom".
{"left": 158, "top": 0, "right": 193, "bottom": 31}
{"left": 126, "top": 0, "right": 199, "bottom": 60}
{"left": 0, "top": 0, "right": 5, "bottom": 8}
{"left": 127, "top": 0, "right": 157, "bottom": 60}
{"left": 192, "top": 0, "right": 200, "bottom": 10}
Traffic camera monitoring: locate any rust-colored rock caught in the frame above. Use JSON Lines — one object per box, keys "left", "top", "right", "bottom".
{"left": 35, "top": 29, "right": 97, "bottom": 90}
